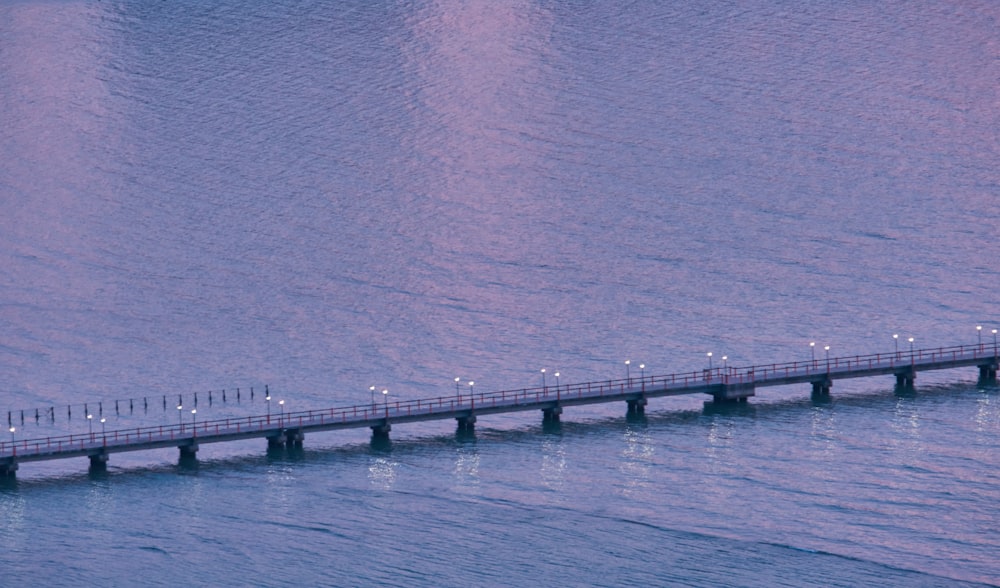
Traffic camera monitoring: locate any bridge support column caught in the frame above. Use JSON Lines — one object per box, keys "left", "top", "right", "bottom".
{"left": 895, "top": 368, "right": 916, "bottom": 388}
{"left": 811, "top": 378, "right": 832, "bottom": 398}
{"left": 370, "top": 423, "right": 391, "bottom": 440}
{"left": 542, "top": 406, "right": 562, "bottom": 423}
{"left": 978, "top": 363, "right": 998, "bottom": 383}
{"left": 88, "top": 451, "right": 109, "bottom": 469}
{"left": 626, "top": 397, "right": 647, "bottom": 415}
{"left": 455, "top": 415, "right": 476, "bottom": 433}
{"left": 0, "top": 459, "right": 17, "bottom": 478}
{"left": 285, "top": 429, "right": 304, "bottom": 448}
{"left": 266, "top": 434, "right": 285, "bottom": 449}
{"left": 179, "top": 442, "right": 198, "bottom": 459}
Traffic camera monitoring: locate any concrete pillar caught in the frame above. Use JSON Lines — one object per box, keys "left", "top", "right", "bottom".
{"left": 285, "top": 429, "right": 304, "bottom": 447}
{"left": 811, "top": 378, "right": 832, "bottom": 397}
{"left": 266, "top": 434, "right": 285, "bottom": 449}
{"left": 626, "top": 397, "right": 647, "bottom": 415}
{"left": 88, "top": 452, "right": 109, "bottom": 469}
{"left": 0, "top": 459, "right": 17, "bottom": 477}
{"left": 179, "top": 442, "right": 199, "bottom": 458}
{"left": 542, "top": 406, "right": 562, "bottom": 423}
{"left": 370, "top": 423, "right": 391, "bottom": 439}
{"left": 978, "top": 363, "right": 998, "bottom": 382}
{"left": 455, "top": 415, "right": 476, "bottom": 433}
{"left": 895, "top": 368, "right": 916, "bottom": 388}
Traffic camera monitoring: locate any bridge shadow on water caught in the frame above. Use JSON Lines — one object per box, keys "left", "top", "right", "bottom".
{"left": 701, "top": 400, "right": 759, "bottom": 417}
{"left": 454, "top": 428, "right": 477, "bottom": 445}
{"left": 87, "top": 461, "right": 111, "bottom": 480}
{"left": 368, "top": 435, "right": 393, "bottom": 453}
{"left": 1, "top": 378, "right": 993, "bottom": 489}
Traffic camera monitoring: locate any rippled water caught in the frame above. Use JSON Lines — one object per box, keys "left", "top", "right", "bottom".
{"left": 1, "top": 1, "right": 998, "bottom": 586}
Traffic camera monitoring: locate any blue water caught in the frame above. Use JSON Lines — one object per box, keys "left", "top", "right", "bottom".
{"left": 2, "top": 1, "right": 999, "bottom": 585}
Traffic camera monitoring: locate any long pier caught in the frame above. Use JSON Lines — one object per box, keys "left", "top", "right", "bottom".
{"left": 2, "top": 342, "right": 997, "bottom": 477}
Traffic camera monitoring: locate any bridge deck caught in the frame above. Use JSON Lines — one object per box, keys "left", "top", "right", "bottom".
{"left": 2, "top": 343, "right": 997, "bottom": 470}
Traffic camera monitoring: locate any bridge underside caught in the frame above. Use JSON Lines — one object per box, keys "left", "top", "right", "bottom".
{"left": 709, "top": 382, "right": 756, "bottom": 404}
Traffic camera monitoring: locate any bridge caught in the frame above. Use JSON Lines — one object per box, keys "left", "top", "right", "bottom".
{"left": 2, "top": 342, "right": 997, "bottom": 477}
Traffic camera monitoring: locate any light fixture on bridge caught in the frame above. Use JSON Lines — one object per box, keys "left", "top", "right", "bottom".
{"left": 977, "top": 325, "right": 983, "bottom": 346}
{"left": 707, "top": 352, "right": 713, "bottom": 370}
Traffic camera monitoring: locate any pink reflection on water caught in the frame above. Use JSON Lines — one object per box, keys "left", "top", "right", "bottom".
{"left": 399, "top": 0, "right": 557, "bottom": 210}
{"left": 386, "top": 0, "right": 568, "bottom": 380}
{"left": 1, "top": 2, "right": 126, "bottom": 398}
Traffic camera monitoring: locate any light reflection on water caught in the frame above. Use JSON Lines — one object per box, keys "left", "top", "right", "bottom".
{"left": 367, "top": 455, "right": 398, "bottom": 490}
{"left": 617, "top": 422, "right": 654, "bottom": 498}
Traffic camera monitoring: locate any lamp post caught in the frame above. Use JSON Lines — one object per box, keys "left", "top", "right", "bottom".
{"left": 381, "top": 389, "right": 388, "bottom": 417}
{"left": 722, "top": 356, "right": 728, "bottom": 371}
{"left": 977, "top": 325, "right": 983, "bottom": 347}
{"left": 893, "top": 334, "right": 899, "bottom": 357}
{"left": 100, "top": 417, "right": 106, "bottom": 437}
{"left": 469, "top": 381, "right": 474, "bottom": 402}
{"left": 824, "top": 346, "right": 830, "bottom": 372}
{"left": 707, "top": 352, "right": 713, "bottom": 370}
{"left": 993, "top": 329, "right": 998, "bottom": 354}
{"left": 908, "top": 337, "right": 914, "bottom": 354}
{"left": 625, "top": 360, "right": 631, "bottom": 382}
{"left": 454, "top": 377, "right": 461, "bottom": 398}
{"left": 266, "top": 394, "right": 272, "bottom": 422}
{"left": 8, "top": 427, "right": 13, "bottom": 447}
{"left": 554, "top": 372, "right": 560, "bottom": 389}
{"left": 541, "top": 368, "right": 546, "bottom": 389}
{"left": 370, "top": 385, "right": 376, "bottom": 407}
{"left": 810, "top": 342, "right": 816, "bottom": 363}
{"left": 177, "top": 404, "right": 183, "bottom": 431}
{"left": 191, "top": 409, "right": 197, "bottom": 432}
{"left": 639, "top": 364, "right": 644, "bottom": 381}
{"left": 278, "top": 400, "right": 285, "bottom": 426}
{"left": 87, "top": 413, "right": 93, "bottom": 436}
